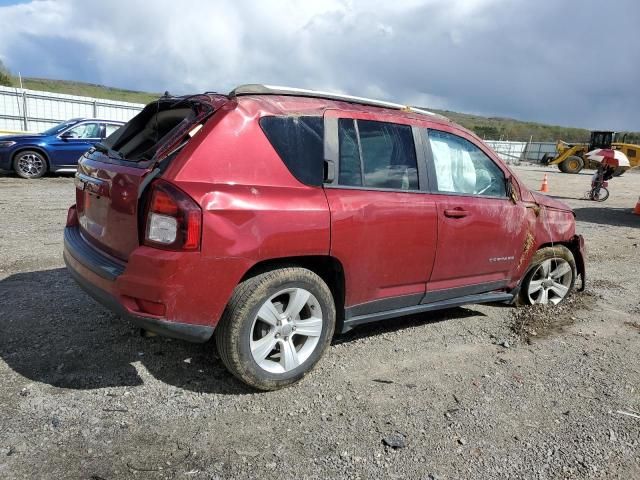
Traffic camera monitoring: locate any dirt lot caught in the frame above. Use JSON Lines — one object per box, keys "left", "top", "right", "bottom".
{"left": 0, "top": 165, "right": 639, "bottom": 479}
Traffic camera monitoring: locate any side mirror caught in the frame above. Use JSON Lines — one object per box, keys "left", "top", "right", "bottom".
{"left": 60, "top": 131, "right": 76, "bottom": 140}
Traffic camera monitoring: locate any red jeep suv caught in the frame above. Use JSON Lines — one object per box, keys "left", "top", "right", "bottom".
{"left": 64, "top": 85, "right": 586, "bottom": 390}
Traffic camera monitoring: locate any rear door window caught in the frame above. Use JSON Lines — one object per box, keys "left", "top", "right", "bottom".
{"left": 338, "top": 119, "right": 362, "bottom": 186}
{"left": 358, "top": 120, "right": 418, "bottom": 190}
{"left": 337, "top": 119, "right": 419, "bottom": 190}
{"left": 427, "top": 129, "right": 506, "bottom": 197}
{"left": 104, "top": 123, "right": 121, "bottom": 138}
{"left": 259, "top": 116, "right": 324, "bottom": 186}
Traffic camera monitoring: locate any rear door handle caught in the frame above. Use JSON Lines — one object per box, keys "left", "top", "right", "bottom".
{"left": 444, "top": 208, "right": 468, "bottom": 218}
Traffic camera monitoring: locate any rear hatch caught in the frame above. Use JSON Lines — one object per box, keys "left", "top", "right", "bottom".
{"left": 75, "top": 94, "right": 227, "bottom": 260}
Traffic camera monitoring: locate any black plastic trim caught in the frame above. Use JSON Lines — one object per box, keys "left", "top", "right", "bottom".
{"left": 64, "top": 252, "right": 213, "bottom": 343}
{"left": 64, "top": 226, "right": 125, "bottom": 281}
{"left": 420, "top": 280, "right": 508, "bottom": 304}
{"left": 341, "top": 291, "right": 514, "bottom": 333}
{"left": 412, "top": 125, "right": 429, "bottom": 192}
{"left": 346, "top": 292, "right": 424, "bottom": 318}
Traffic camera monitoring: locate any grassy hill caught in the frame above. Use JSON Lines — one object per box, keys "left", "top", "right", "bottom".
{"left": 2, "top": 75, "right": 639, "bottom": 143}
{"left": 11, "top": 77, "right": 160, "bottom": 104}
{"left": 427, "top": 109, "right": 596, "bottom": 143}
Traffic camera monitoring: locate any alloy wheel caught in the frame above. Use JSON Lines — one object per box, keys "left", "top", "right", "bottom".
{"left": 16, "top": 152, "right": 46, "bottom": 178}
{"left": 527, "top": 258, "right": 573, "bottom": 305}
{"left": 250, "top": 288, "right": 323, "bottom": 374}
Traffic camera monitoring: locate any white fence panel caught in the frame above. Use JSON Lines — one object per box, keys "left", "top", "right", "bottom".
{"left": 484, "top": 140, "right": 527, "bottom": 163}
{"left": 0, "top": 85, "right": 145, "bottom": 133}
{"left": 484, "top": 140, "right": 557, "bottom": 164}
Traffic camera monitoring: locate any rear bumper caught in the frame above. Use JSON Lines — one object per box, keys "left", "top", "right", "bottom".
{"left": 63, "top": 226, "right": 214, "bottom": 342}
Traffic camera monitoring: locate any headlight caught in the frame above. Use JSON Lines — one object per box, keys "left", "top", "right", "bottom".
{"left": 0, "top": 141, "right": 17, "bottom": 148}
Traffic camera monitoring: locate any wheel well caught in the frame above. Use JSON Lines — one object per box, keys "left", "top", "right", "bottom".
{"left": 535, "top": 241, "right": 573, "bottom": 259}
{"left": 12, "top": 147, "right": 50, "bottom": 168}
{"left": 240, "top": 256, "right": 346, "bottom": 325}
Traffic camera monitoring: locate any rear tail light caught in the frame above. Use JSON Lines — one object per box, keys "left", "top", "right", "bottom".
{"left": 144, "top": 180, "right": 202, "bottom": 251}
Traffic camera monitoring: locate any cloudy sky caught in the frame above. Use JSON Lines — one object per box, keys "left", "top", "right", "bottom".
{"left": 0, "top": 0, "right": 638, "bottom": 130}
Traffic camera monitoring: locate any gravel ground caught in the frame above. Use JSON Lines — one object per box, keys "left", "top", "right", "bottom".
{"left": 0, "top": 165, "right": 639, "bottom": 479}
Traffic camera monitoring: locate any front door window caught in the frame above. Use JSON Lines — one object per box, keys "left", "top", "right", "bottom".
{"left": 428, "top": 130, "right": 506, "bottom": 197}
{"left": 64, "top": 122, "right": 101, "bottom": 139}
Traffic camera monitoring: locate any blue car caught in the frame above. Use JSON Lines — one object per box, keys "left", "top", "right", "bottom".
{"left": 0, "top": 118, "right": 124, "bottom": 179}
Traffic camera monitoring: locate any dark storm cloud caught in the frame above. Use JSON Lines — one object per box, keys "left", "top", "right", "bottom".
{"left": 0, "top": 0, "right": 638, "bottom": 129}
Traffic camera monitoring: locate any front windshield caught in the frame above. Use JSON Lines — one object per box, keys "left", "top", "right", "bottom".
{"left": 40, "top": 120, "right": 79, "bottom": 136}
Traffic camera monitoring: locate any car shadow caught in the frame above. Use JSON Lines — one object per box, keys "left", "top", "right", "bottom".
{"left": 573, "top": 206, "right": 639, "bottom": 228}
{"left": 0, "top": 268, "right": 482, "bottom": 395}
{"left": 333, "top": 307, "right": 484, "bottom": 345}
{"left": 0, "top": 268, "right": 253, "bottom": 395}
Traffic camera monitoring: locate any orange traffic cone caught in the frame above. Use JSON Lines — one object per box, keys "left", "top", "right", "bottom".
{"left": 633, "top": 196, "right": 640, "bottom": 215}
{"left": 540, "top": 174, "right": 549, "bottom": 193}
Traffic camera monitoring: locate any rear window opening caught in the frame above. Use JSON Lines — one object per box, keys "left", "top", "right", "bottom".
{"left": 111, "top": 107, "right": 192, "bottom": 160}
{"left": 96, "top": 95, "right": 224, "bottom": 164}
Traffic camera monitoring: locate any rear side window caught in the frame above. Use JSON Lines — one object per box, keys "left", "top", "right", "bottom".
{"left": 104, "top": 123, "right": 121, "bottom": 138}
{"left": 337, "top": 119, "right": 419, "bottom": 190}
{"left": 259, "top": 116, "right": 324, "bottom": 186}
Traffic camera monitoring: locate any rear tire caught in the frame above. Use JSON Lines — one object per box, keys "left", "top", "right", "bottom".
{"left": 559, "top": 156, "right": 584, "bottom": 174}
{"left": 13, "top": 150, "right": 48, "bottom": 179}
{"left": 518, "top": 246, "right": 576, "bottom": 306}
{"left": 215, "top": 267, "right": 336, "bottom": 390}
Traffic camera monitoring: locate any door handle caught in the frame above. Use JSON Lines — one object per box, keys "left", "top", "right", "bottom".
{"left": 444, "top": 208, "right": 468, "bottom": 218}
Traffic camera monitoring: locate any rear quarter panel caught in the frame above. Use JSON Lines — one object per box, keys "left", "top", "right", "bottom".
{"left": 162, "top": 101, "right": 331, "bottom": 323}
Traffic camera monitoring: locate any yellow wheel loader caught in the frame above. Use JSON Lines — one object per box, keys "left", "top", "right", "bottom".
{"left": 542, "top": 131, "right": 640, "bottom": 175}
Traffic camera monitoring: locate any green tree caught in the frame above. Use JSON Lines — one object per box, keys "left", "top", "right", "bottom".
{"left": 0, "top": 60, "right": 13, "bottom": 86}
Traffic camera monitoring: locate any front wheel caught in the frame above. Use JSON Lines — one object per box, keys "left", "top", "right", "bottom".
{"left": 558, "top": 156, "right": 584, "bottom": 174}
{"left": 590, "top": 186, "right": 609, "bottom": 202}
{"left": 518, "top": 246, "right": 576, "bottom": 305}
{"left": 215, "top": 267, "right": 336, "bottom": 390}
{"left": 13, "top": 150, "right": 48, "bottom": 179}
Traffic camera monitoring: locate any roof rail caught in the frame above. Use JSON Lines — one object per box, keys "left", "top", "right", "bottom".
{"left": 229, "top": 84, "right": 445, "bottom": 119}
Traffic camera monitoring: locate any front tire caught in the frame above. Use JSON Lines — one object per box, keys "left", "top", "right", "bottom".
{"left": 13, "top": 150, "right": 48, "bottom": 179}
{"left": 558, "top": 156, "right": 584, "bottom": 174}
{"left": 215, "top": 268, "right": 336, "bottom": 390}
{"left": 518, "top": 246, "right": 576, "bottom": 305}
